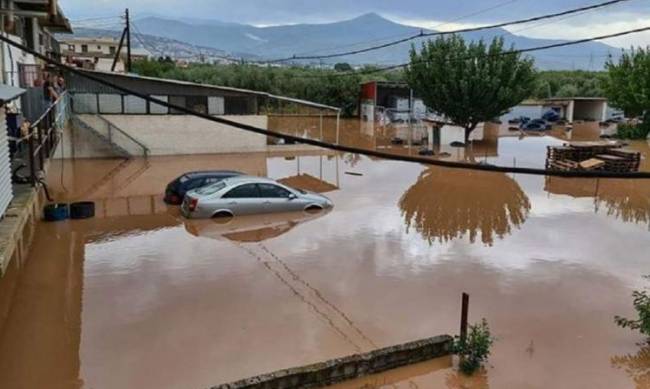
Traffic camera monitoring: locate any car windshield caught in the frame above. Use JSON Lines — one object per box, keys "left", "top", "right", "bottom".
{"left": 292, "top": 187, "right": 307, "bottom": 194}
{"left": 195, "top": 181, "right": 226, "bottom": 196}
{"left": 179, "top": 175, "right": 190, "bottom": 184}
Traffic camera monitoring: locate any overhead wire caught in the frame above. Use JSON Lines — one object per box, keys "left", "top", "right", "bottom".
{"left": 2, "top": 30, "right": 650, "bottom": 179}
{"left": 290, "top": 26, "right": 650, "bottom": 80}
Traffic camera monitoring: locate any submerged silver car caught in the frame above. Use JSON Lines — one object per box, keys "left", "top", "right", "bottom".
{"left": 181, "top": 176, "right": 333, "bottom": 219}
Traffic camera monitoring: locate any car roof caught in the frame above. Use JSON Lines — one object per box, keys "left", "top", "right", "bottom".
{"left": 182, "top": 170, "right": 243, "bottom": 179}
{"left": 221, "top": 175, "right": 281, "bottom": 186}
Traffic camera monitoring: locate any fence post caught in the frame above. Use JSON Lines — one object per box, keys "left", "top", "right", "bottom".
{"left": 28, "top": 131, "right": 36, "bottom": 187}
{"left": 37, "top": 123, "right": 44, "bottom": 172}
{"left": 460, "top": 292, "right": 469, "bottom": 344}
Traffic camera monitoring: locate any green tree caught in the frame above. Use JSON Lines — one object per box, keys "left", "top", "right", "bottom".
{"left": 605, "top": 48, "right": 650, "bottom": 119}
{"left": 334, "top": 62, "right": 353, "bottom": 72}
{"left": 615, "top": 275, "right": 650, "bottom": 340}
{"left": 406, "top": 36, "right": 536, "bottom": 142}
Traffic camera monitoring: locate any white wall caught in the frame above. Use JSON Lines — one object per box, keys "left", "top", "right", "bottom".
{"left": 62, "top": 114, "right": 269, "bottom": 158}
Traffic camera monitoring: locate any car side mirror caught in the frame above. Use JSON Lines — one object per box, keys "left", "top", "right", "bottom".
{"left": 288, "top": 193, "right": 297, "bottom": 200}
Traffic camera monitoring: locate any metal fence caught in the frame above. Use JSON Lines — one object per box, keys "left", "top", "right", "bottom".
{"left": 11, "top": 92, "right": 70, "bottom": 186}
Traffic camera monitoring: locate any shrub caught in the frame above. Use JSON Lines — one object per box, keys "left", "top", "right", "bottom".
{"left": 615, "top": 275, "right": 650, "bottom": 340}
{"left": 452, "top": 318, "right": 495, "bottom": 375}
{"left": 617, "top": 123, "right": 650, "bottom": 140}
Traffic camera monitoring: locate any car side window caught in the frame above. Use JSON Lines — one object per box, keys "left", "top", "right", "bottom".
{"left": 258, "top": 183, "right": 293, "bottom": 198}
{"left": 185, "top": 178, "right": 205, "bottom": 190}
{"left": 223, "top": 184, "right": 260, "bottom": 198}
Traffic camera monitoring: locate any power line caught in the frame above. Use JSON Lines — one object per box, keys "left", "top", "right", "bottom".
{"left": 130, "top": 21, "right": 166, "bottom": 57}
{"left": 269, "top": 0, "right": 632, "bottom": 63}
{"left": 289, "top": 0, "right": 524, "bottom": 58}
{"left": 292, "top": 25, "right": 648, "bottom": 79}
{"left": 1, "top": 32, "right": 649, "bottom": 179}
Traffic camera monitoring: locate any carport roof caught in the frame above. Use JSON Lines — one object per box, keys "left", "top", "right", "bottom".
{"left": 77, "top": 69, "right": 341, "bottom": 112}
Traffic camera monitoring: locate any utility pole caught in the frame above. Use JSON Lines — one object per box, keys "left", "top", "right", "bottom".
{"left": 125, "top": 8, "right": 132, "bottom": 73}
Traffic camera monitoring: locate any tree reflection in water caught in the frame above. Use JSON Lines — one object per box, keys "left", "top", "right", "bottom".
{"left": 611, "top": 345, "right": 650, "bottom": 389}
{"left": 598, "top": 180, "right": 650, "bottom": 226}
{"left": 400, "top": 168, "right": 531, "bottom": 246}
{"left": 544, "top": 177, "right": 650, "bottom": 227}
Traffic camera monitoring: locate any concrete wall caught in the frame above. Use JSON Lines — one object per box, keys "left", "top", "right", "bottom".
{"left": 213, "top": 335, "right": 452, "bottom": 389}
{"left": 53, "top": 121, "right": 116, "bottom": 159}
{"left": 573, "top": 101, "right": 607, "bottom": 122}
{"left": 61, "top": 114, "right": 269, "bottom": 158}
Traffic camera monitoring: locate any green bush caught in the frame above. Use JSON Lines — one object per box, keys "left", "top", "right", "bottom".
{"left": 452, "top": 318, "right": 495, "bottom": 375}
{"left": 617, "top": 123, "right": 650, "bottom": 140}
{"left": 615, "top": 275, "right": 650, "bottom": 340}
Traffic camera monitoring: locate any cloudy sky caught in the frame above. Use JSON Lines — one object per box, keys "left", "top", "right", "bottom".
{"left": 60, "top": 0, "right": 650, "bottom": 47}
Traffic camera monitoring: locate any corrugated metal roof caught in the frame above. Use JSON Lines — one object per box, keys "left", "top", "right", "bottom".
{"left": 0, "top": 85, "right": 26, "bottom": 103}
{"left": 78, "top": 69, "right": 341, "bottom": 112}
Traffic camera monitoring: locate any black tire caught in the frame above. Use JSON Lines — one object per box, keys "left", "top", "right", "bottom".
{"left": 43, "top": 203, "right": 69, "bottom": 222}
{"left": 212, "top": 211, "right": 234, "bottom": 219}
{"left": 305, "top": 205, "right": 323, "bottom": 213}
{"left": 70, "top": 201, "right": 96, "bottom": 220}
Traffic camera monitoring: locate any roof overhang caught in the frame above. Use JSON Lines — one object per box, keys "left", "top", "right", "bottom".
{"left": 76, "top": 69, "right": 341, "bottom": 112}
{"left": 0, "top": 85, "right": 26, "bottom": 104}
{"left": 14, "top": 1, "right": 73, "bottom": 33}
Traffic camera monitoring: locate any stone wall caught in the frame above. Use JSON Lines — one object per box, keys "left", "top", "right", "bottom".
{"left": 212, "top": 335, "right": 452, "bottom": 389}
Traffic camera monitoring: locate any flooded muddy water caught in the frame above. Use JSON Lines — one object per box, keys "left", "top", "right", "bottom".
{"left": 1, "top": 119, "right": 650, "bottom": 389}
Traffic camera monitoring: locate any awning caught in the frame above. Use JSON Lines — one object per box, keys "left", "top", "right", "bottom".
{"left": 0, "top": 85, "right": 26, "bottom": 104}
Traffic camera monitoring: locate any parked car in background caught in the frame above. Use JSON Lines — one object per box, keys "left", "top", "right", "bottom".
{"left": 182, "top": 176, "right": 333, "bottom": 219}
{"left": 542, "top": 110, "right": 561, "bottom": 122}
{"left": 164, "top": 170, "right": 244, "bottom": 205}
{"left": 521, "top": 118, "right": 551, "bottom": 131}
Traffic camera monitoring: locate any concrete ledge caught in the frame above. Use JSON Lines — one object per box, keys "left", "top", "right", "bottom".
{"left": 211, "top": 335, "right": 453, "bottom": 389}
{"left": 0, "top": 184, "right": 43, "bottom": 277}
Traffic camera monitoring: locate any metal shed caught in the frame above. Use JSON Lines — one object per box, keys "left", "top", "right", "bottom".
{"left": 0, "top": 85, "right": 26, "bottom": 219}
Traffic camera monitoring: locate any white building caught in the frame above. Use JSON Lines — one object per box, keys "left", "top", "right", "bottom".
{"left": 60, "top": 37, "right": 151, "bottom": 73}
{"left": 502, "top": 97, "right": 609, "bottom": 123}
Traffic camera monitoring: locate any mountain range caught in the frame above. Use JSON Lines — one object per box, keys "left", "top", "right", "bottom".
{"left": 75, "top": 13, "right": 621, "bottom": 70}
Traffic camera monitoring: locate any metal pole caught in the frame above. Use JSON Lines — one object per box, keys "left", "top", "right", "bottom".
{"left": 37, "top": 124, "right": 44, "bottom": 171}
{"left": 111, "top": 27, "right": 127, "bottom": 72}
{"left": 125, "top": 8, "right": 132, "bottom": 73}
{"left": 28, "top": 130, "right": 36, "bottom": 186}
{"left": 319, "top": 111, "right": 323, "bottom": 141}
{"left": 460, "top": 293, "right": 469, "bottom": 345}
{"left": 336, "top": 110, "right": 340, "bottom": 145}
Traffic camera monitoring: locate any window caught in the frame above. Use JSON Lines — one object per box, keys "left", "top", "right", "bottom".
{"left": 225, "top": 96, "right": 251, "bottom": 115}
{"left": 187, "top": 96, "right": 208, "bottom": 114}
{"left": 81, "top": 44, "right": 88, "bottom": 53}
{"left": 169, "top": 96, "right": 186, "bottom": 114}
{"left": 223, "top": 184, "right": 260, "bottom": 199}
{"left": 97, "top": 45, "right": 102, "bottom": 50}
{"left": 258, "top": 184, "right": 292, "bottom": 198}
{"left": 196, "top": 182, "right": 226, "bottom": 196}
{"left": 68, "top": 44, "right": 75, "bottom": 52}
{"left": 109, "top": 46, "right": 116, "bottom": 55}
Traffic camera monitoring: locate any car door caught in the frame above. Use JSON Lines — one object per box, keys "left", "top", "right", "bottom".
{"left": 257, "top": 183, "right": 303, "bottom": 213}
{"left": 221, "top": 183, "right": 262, "bottom": 215}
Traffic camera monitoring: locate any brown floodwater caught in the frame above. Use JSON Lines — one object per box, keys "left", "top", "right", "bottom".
{"left": 1, "top": 119, "right": 650, "bottom": 389}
